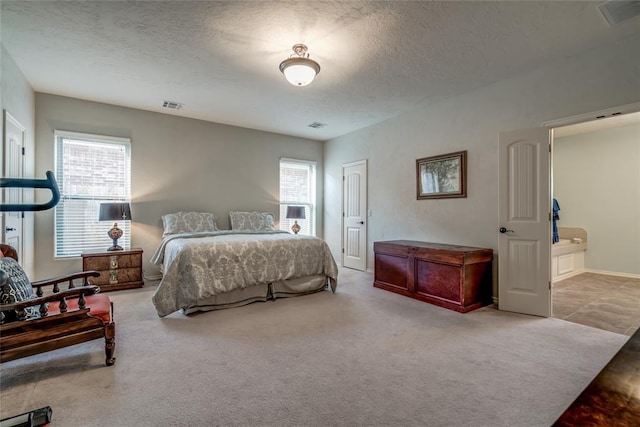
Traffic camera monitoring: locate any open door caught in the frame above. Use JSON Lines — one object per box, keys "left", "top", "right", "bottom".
{"left": 498, "top": 128, "right": 551, "bottom": 317}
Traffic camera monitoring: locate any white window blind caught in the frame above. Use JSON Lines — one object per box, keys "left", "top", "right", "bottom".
{"left": 279, "top": 158, "right": 316, "bottom": 236}
{"left": 54, "top": 131, "right": 131, "bottom": 258}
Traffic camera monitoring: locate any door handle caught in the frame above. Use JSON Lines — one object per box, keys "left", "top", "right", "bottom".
{"left": 357, "top": 221, "right": 364, "bottom": 225}
{"left": 5, "top": 227, "right": 16, "bottom": 232}
{"left": 499, "top": 227, "right": 514, "bottom": 234}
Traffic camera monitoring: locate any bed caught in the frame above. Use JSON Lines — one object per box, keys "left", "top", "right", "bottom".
{"left": 150, "top": 211, "right": 338, "bottom": 317}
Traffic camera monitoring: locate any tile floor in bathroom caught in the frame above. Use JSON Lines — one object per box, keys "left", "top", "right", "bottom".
{"left": 553, "top": 272, "right": 640, "bottom": 336}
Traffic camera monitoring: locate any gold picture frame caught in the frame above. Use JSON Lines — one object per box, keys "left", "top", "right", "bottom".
{"left": 416, "top": 150, "right": 467, "bottom": 199}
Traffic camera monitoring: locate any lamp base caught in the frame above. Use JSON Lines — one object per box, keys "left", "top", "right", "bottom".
{"left": 107, "top": 242, "right": 123, "bottom": 251}
{"left": 291, "top": 221, "right": 301, "bottom": 235}
{"left": 107, "top": 222, "right": 124, "bottom": 251}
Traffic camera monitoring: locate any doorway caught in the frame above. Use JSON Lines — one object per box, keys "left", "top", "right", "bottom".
{"left": 498, "top": 103, "right": 640, "bottom": 318}
{"left": 550, "top": 111, "right": 640, "bottom": 335}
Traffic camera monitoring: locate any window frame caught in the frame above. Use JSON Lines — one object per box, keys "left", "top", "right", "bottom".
{"left": 54, "top": 130, "right": 132, "bottom": 258}
{"left": 279, "top": 158, "right": 317, "bottom": 237}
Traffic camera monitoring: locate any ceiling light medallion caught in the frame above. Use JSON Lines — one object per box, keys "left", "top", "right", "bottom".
{"left": 279, "top": 44, "right": 320, "bottom": 87}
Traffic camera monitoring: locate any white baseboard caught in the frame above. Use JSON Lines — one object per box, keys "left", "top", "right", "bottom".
{"left": 585, "top": 269, "right": 640, "bottom": 280}
{"left": 553, "top": 269, "right": 586, "bottom": 283}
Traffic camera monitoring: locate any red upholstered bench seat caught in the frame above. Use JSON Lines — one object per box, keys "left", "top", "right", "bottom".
{"left": 48, "top": 294, "right": 112, "bottom": 324}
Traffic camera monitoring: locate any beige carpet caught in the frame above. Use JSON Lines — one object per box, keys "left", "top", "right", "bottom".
{"left": 0, "top": 267, "right": 628, "bottom": 426}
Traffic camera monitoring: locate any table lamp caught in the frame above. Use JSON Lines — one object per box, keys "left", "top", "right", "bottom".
{"left": 99, "top": 202, "right": 132, "bottom": 251}
{"left": 286, "top": 206, "right": 305, "bottom": 235}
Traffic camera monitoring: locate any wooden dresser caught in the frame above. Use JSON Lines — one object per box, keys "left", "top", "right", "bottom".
{"left": 374, "top": 240, "right": 493, "bottom": 313}
{"left": 82, "top": 248, "right": 143, "bottom": 292}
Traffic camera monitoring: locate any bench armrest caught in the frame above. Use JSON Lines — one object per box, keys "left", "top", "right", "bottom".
{"left": 30, "top": 271, "right": 101, "bottom": 296}
{"left": 0, "top": 285, "right": 101, "bottom": 323}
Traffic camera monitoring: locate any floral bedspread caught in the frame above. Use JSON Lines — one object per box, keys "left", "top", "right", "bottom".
{"left": 150, "top": 231, "right": 338, "bottom": 317}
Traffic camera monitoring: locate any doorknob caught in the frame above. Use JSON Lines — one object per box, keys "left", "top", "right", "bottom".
{"left": 357, "top": 221, "right": 364, "bottom": 225}
{"left": 5, "top": 227, "right": 16, "bottom": 232}
{"left": 499, "top": 227, "right": 514, "bottom": 234}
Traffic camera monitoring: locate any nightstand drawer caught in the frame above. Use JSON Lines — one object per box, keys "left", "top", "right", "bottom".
{"left": 89, "top": 267, "right": 143, "bottom": 286}
{"left": 83, "top": 252, "right": 142, "bottom": 270}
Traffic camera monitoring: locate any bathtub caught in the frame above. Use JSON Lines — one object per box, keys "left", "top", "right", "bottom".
{"left": 552, "top": 236, "right": 587, "bottom": 282}
{"left": 553, "top": 238, "right": 587, "bottom": 256}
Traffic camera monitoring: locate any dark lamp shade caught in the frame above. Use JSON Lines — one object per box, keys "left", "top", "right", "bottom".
{"left": 286, "top": 206, "right": 306, "bottom": 220}
{"left": 99, "top": 202, "right": 132, "bottom": 222}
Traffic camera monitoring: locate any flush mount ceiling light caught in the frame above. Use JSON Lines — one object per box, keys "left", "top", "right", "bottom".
{"left": 279, "top": 44, "right": 321, "bottom": 87}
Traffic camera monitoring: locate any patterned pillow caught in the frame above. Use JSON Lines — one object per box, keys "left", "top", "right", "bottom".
{"left": 229, "top": 211, "right": 276, "bottom": 231}
{"left": 162, "top": 211, "right": 218, "bottom": 236}
{"left": 0, "top": 257, "right": 39, "bottom": 320}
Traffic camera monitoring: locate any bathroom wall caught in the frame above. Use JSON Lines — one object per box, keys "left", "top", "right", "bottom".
{"left": 553, "top": 122, "right": 640, "bottom": 276}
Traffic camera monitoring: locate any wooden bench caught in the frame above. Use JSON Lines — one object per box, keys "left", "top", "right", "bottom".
{"left": 0, "top": 245, "right": 116, "bottom": 366}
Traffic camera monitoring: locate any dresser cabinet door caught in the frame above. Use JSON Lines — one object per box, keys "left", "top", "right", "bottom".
{"left": 374, "top": 253, "right": 410, "bottom": 292}
{"left": 415, "top": 260, "right": 461, "bottom": 303}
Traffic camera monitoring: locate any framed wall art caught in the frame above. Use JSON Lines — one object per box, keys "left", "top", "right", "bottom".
{"left": 416, "top": 150, "right": 467, "bottom": 199}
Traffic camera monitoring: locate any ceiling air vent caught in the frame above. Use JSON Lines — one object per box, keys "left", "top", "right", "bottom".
{"left": 162, "top": 100, "right": 185, "bottom": 110}
{"left": 598, "top": 0, "right": 640, "bottom": 25}
{"left": 308, "top": 122, "right": 327, "bottom": 129}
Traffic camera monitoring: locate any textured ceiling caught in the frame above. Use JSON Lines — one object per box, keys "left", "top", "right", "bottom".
{"left": 2, "top": 1, "right": 639, "bottom": 141}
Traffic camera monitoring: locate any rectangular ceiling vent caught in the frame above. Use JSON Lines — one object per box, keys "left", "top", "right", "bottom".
{"left": 598, "top": 1, "right": 640, "bottom": 25}
{"left": 308, "top": 122, "right": 327, "bottom": 129}
{"left": 162, "top": 100, "right": 184, "bottom": 110}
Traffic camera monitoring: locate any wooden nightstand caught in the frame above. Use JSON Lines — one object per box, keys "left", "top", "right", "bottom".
{"left": 82, "top": 248, "right": 144, "bottom": 292}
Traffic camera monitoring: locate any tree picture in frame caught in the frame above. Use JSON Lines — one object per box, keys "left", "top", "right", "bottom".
{"left": 416, "top": 150, "right": 467, "bottom": 199}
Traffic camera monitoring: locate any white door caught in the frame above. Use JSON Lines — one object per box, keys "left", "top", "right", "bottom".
{"left": 342, "top": 160, "right": 367, "bottom": 271}
{"left": 498, "top": 128, "right": 551, "bottom": 317}
{"left": 3, "top": 111, "right": 25, "bottom": 261}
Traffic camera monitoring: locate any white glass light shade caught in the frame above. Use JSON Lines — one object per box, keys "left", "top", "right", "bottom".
{"left": 279, "top": 57, "right": 320, "bottom": 87}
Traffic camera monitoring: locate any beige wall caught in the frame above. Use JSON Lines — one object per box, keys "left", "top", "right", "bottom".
{"left": 1, "top": 45, "right": 36, "bottom": 277}
{"left": 13, "top": 32, "right": 640, "bottom": 290}
{"left": 324, "top": 33, "right": 640, "bottom": 298}
{"left": 34, "top": 94, "right": 323, "bottom": 280}
{"left": 554, "top": 123, "right": 640, "bottom": 276}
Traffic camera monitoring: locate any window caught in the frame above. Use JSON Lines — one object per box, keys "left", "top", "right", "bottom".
{"left": 279, "top": 158, "right": 316, "bottom": 236}
{"left": 54, "top": 131, "right": 131, "bottom": 258}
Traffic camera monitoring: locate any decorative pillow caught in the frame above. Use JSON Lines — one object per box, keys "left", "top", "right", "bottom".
{"left": 162, "top": 211, "right": 218, "bottom": 236}
{"left": 0, "top": 257, "right": 39, "bottom": 320}
{"left": 229, "top": 211, "right": 276, "bottom": 231}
